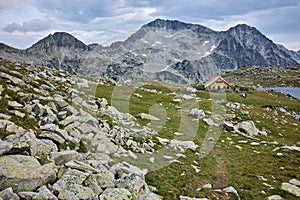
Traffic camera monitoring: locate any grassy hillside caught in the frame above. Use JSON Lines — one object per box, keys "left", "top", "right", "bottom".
{"left": 96, "top": 83, "right": 300, "bottom": 199}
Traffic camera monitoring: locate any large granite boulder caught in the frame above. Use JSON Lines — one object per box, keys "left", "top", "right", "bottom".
{"left": 0, "top": 155, "right": 56, "bottom": 192}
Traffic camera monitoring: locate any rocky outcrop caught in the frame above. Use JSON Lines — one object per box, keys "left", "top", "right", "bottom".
{"left": 0, "top": 60, "right": 162, "bottom": 199}
{"left": 0, "top": 155, "right": 56, "bottom": 192}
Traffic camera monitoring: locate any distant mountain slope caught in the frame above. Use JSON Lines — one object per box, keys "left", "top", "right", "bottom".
{"left": 276, "top": 44, "right": 300, "bottom": 63}
{"left": 223, "top": 65, "right": 300, "bottom": 87}
{"left": 0, "top": 19, "right": 298, "bottom": 84}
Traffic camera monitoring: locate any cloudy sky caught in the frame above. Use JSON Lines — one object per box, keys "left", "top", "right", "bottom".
{"left": 0, "top": 0, "right": 299, "bottom": 50}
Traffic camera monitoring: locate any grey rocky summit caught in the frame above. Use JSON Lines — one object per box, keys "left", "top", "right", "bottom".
{"left": 0, "top": 19, "right": 298, "bottom": 84}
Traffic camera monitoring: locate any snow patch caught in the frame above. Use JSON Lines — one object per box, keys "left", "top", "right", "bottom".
{"left": 210, "top": 45, "right": 216, "bottom": 52}
{"left": 160, "top": 65, "right": 169, "bottom": 71}
{"left": 141, "top": 39, "right": 149, "bottom": 44}
{"left": 165, "top": 34, "right": 174, "bottom": 38}
{"left": 203, "top": 40, "right": 210, "bottom": 44}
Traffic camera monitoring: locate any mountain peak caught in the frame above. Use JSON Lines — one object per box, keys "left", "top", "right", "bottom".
{"left": 227, "top": 23, "right": 259, "bottom": 34}
{"left": 29, "top": 32, "right": 88, "bottom": 51}
{"left": 143, "top": 18, "right": 213, "bottom": 33}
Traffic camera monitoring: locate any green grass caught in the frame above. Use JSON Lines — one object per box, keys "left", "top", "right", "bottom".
{"left": 217, "top": 131, "right": 300, "bottom": 199}
{"left": 93, "top": 82, "right": 300, "bottom": 199}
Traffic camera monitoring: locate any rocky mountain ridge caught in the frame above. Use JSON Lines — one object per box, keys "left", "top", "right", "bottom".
{"left": 0, "top": 19, "right": 298, "bottom": 84}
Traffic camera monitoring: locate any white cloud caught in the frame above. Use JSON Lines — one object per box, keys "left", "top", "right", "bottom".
{"left": 4, "top": 19, "right": 55, "bottom": 33}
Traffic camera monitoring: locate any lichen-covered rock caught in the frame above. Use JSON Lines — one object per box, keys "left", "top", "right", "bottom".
{"left": 169, "top": 139, "right": 198, "bottom": 152}
{"left": 83, "top": 175, "right": 103, "bottom": 195}
{"left": 99, "top": 188, "right": 132, "bottom": 200}
{"left": 29, "top": 139, "right": 58, "bottom": 164}
{"left": 267, "top": 195, "right": 283, "bottom": 200}
{"left": 65, "top": 160, "right": 99, "bottom": 173}
{"left": 0, "top": 155, "right": 56, "bottom": 192}
{"left": 0, "top": 120, "right": 26, "bottom": 137}
{"left": 117, "top": 174, "right": 150, "bottom": 199}
{"left": 0, "top": 140, "right": 13, "bottom": 155}
{"left": 38, "top": 131, "right": 65, "bottom": 144}
{"left": 0, "top": 84, "right": 3, "bottom": 95}
{"left": 91, "top": 170, "right": 115, "bottom": 189}
{"left": 53, "top": 169, "right": 95, "bottom": 200}
{"left": 110, "top": 161, "right": 148, "bottom": 178}
{"left": 189, "top": 108, "right": 205, "bottom": 119}
{"left": 37, "top": 185, "right": 58, "bottom": 200}
{"left": 179, "top": 196, "right": 208, "bottom": 200}
{"left": 86, "top": 152, "right": 111, "bottom": 165}
{"left": 57, "top": 184, "right": 95, "bottom": 200}
{"left": 50, "top": 150, "right": 79, "bottom": 165}
{"left": 17, "top": 191, "right": 38, "bottom": 199}
{"left": 281, "top": 182, "right": 300, "bottom": 197}
{"left": 0, "top": 187, "right": 20, "bottom": 200}
{"left": 236, "top": 121, "right": 267, "bottom": 136}
{"left": 8, "top": 101, "right": 24, "bottom": 110}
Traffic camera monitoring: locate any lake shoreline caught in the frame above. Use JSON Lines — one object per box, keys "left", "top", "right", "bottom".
{"left": 265, "top": 87, "right": 300, "bottom": 100}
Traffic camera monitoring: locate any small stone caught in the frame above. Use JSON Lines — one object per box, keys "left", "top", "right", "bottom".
{"left": 0, "top": 113, "right": 12, "bottom": 120}
{"left": 267, "top": 195, "right": 283, "bottom": 200}
{"left": 250, "top": 142, "right": 260, "bottom": 146}
{"left": 290, "top": 179, "right": 300, "bottom": 186}
{"left": 223, "top": 121, "right": 235, "bottom": 132}
{"left": 8, "top": 101, "right": 23, "bottom": 110}
{"left": 257, "top": 175, "right": 267, "bottom": 181}
{"left": 281, "top": 182, "right": 300, "bottom": 197}
{"left": 223, "top": 186, "right": 239, "bottom": 198}
{"left": 179, "top": 196, "right": 208, "bottom": 200}
{"left": 0, "top": 85, "right": 3, "bottom": 95}
{"left": 136, "top": 113, "right": 160, "bottom": 121}
{"left": 156, "top": 137, "right": 169, "bottom": 145}
{"left": 203, "top": 183, "right": 212, "bottom": 189}
{"left": 191, "top": 165, "right": 200, "bottom": 173}
{"left": 189, "top": 108, "right": 205, "bottom": 119}
{"left": 13, "top": 111, "right": 25, "bottom": 118}
{"left": 226, "top": 102, "right": 240, "bottom": 109}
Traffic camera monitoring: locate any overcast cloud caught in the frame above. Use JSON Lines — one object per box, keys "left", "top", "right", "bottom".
{"left": 0, "top": 0, "right": 299, "bottom": 50}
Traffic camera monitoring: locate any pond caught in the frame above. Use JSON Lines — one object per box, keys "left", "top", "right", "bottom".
{"left": 265, "top": 87, "right": 300, "bottom": 100}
